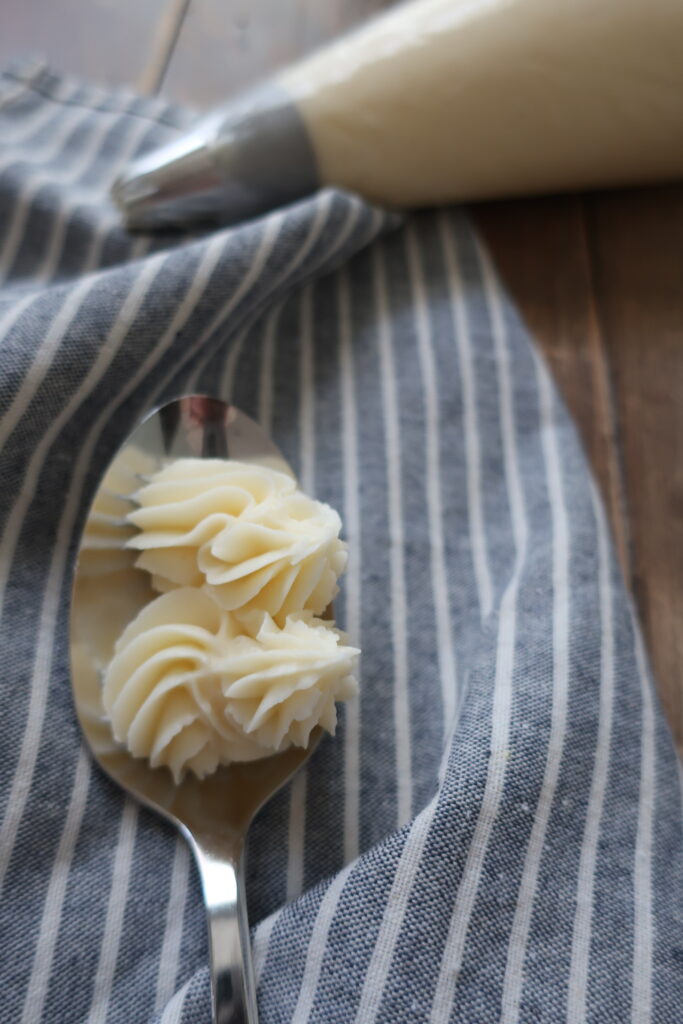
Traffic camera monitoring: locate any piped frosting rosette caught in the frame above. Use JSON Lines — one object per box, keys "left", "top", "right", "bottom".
{"left": 127, "top": 459, "right": 347, "bottom": 622}
{"left": 102, "top": 588, "right": 359, "bottom": 782}
{"left": 95, "top": 454, "right": 358, "bottom": 779}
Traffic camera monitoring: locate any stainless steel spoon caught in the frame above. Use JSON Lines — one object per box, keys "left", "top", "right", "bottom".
{"left": 70, "top": 396, "right": 321, "bottom": 1024}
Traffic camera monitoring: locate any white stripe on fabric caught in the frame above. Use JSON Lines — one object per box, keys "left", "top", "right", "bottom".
{"left": 87, "top": 799, "right": 139, "bottom": 1024}
{"left": 0, "top": 255, "right": 166, "bottom": 624}
{"left": 186, "top": 323, "right": 225, "bottom": 395}
{"left": 215, "top": 190, "right": 357, "bottom": 411}
{"left": 320, "top": 192, "right": 363, "bottom": 266}
{"left": 181, "top": 249, "right": 246, "bottom": 396}
{"left": 631, "top": 614, "right": 655, "bottom": 1024}
{"left": 0, "top": 243, "right": 223, "bottom": 900}
{"left": 429, "top": 563, "right": 523, "bottom": 1023}
{"left": 154, "top": 838, "right": 191, "bottom": 1011}
{"left": 0, "top": 276, "right": 94, "bottom": 452}
{"left": 0, "top": 288, "right": 44, "bottom": 382}
{"left": 216, "top": 190, "right": 358, "bottom": 405}
{"left": 3, "top": 211, "right": 301, "bottom": 1003}
{"left": 338, "top": 265, "right": 362, "bottom": 864}
{"left": 1, "top": 237, "right": 232, "bottom": 1024}
{"left": 0, "top": 102, "right": 95, "bottom": 173}
{"left": 428, "top": 238, "right": 528, "bottom": 1024}
{"left": 299, "top": 284, "right": 314, "bottom": 494}
{"left": 185, "top": 213, "right": 284, "bottom": 374}
{"left": 19, "top": 747, "right": 92, "bottom": 1024}
{"left": 566, "top": 478, "right": 614, "bottom": 1019}
{"left": 250, "top": 201, "right": 383, "bottom": 986}
{"left": 475, "top": 234, "right": 527, "bottom": 578}
{"left": 258, "top": 303, "right": 282, "bottom": 434}
{"left": 250, "top": 192, "right": 331, "bottom": 316}
{"left": 254, "top": 190, "right": 364, "bottom": 320}
{"left": 276, "top": 192, "right": 333, "bottom": 286}
{"left": 218, "top": 326, "right": 248, "bottom": 400}
{"left": 291, "top": 862, "right": 355, "bottom": 1024}
{"left": 353, "top": 797, "right": 438, "bottom": 1024}
{"left": 373, "top": 242, "right": 413, "bottom": 828}
{"left": 286, "top": 771, "right": 307, "bottom": 904}
{"left": 439, "top": 212, "right": 493, "bottom": 619}
{"left": 0, "top": 106, "right": 105, "bottom": 279}
{"left": 0, "top": 101, "right": 165, "bottom": 288}
{"left": 210, "top": 192, "right": 337, "bottom": 399}
{"left": 287, "top": 284, "right": 315, "bottom": 904}
{"left": 0, "top": 112, "right": 158, "bottom": 446}
{"left": 2, "top": 214, "right": 296, "bottom": 1017}
{"left": 0, "top": 134, "right": 154, "bottom": 391}
{"left": 186, "top": 341, "right": 213, "bottom": 395}
{"left": 36, "top": 114, "right": 155, "bottom": 283}
{"left": 405, "top": 222, "right": 458, "bottom": 725}
{"left": 253, "top": 911, "right": 279, "bottom": 988}
{"left": 159, "top": 975, "right": 193, "bottom": 1024}
{"left": 4, "top": 195, "right": 355, "bottom": 1023}
{"left": 0, "top": 80, "right": 29, "bottom": 110}
{"left": 213, "top": 197, "right": 357, "bottom": 917}
{"left": 129, "top": 235, "right": 153, "bottom": 262}
{"left": 83, "top": 211, "right": 150, "bottom": 278}
{"left": 250, "top": 303, "right": 284, "bottom": 979}
{"left": 0, "top": 92, "right": 164, "bottom": 182}
{"left": 30, "top": 75, "right": 113, "bottom": 112}
{"left": 500, "top": 354, "right": 571, "bottom": 1024}
{"left": 0, "top": 80, "right": 84, "bottom": 140}
{"left": 265, "top": 189, "right": 354, "bottom": 303}
{"left": 0, "top": 75, "right": 173, "bottom": 134}
{"left": 167, "top": 208, "right": 288, "bottom": 400}
{"left": 0, "top": 75, "right": 42, "bottom": 114}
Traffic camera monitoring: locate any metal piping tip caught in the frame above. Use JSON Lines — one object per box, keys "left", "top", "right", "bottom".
{"left": 111, "top": 118, "right": 228, "bottom": 230}
{"left": 110, "top": 86, "right": 319, "bottom": 232}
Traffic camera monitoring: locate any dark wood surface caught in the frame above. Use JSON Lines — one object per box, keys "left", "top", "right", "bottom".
{"left": 3, "top": 0, "right": 681, "bottom": 749}
{"left": 475, "top": 188, "right": 683, "bottom": 745}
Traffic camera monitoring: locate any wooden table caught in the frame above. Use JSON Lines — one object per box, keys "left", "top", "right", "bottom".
{"left": 4, "top": 0, "right": 681, "bottom": 749}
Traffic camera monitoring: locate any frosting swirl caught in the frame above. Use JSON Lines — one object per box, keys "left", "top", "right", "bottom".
{"left": 127, "top": 458, "right": 347, "bottom": 620}
{"left": 102, "top": 588, "right": 359, "bottom": 781}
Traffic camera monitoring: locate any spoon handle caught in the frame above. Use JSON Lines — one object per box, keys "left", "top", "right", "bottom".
{"left": 190, "top": 839, "right": 258, "bottom": 1024}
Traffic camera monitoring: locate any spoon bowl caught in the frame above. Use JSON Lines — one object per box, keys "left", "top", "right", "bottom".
{"left": 70, "top": 396, "right": 321, "bottom": 1024}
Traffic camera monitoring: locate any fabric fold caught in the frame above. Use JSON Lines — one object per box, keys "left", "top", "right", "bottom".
{"left": 1, "top": 62, "right": 681, "bottom": 1024}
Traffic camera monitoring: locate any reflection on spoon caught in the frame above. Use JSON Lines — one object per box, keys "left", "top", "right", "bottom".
{"left": 70, "top": 397, "right": 331, "bottom": 1024}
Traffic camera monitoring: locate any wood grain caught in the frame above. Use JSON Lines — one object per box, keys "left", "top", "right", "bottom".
{"left": 585, "top": 184, "right": 683, "bottom": 745}
{"left": 475, "top": 190, "right": 683, "bottom": 748}
{"left": 161, "top": 0, "right": 389, "bottom": 107}
{"left": 473, "top": 196, "right": 631, "bottom": 580}
{"left": 0, "top": 0, "right": 174, "bottom": 90}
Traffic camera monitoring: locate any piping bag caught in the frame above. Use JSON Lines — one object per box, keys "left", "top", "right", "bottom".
{"left": 112, "top": 0, "right": 683, "bottom": 230}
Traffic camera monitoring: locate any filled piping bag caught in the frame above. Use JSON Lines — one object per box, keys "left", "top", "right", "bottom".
{"left": 113, "top": 0, "right": 683, "bottom": 229}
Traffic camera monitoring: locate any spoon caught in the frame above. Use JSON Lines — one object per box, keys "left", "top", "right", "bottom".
{"left": 70, "top": 396, "right": 321, "bottom": 1024}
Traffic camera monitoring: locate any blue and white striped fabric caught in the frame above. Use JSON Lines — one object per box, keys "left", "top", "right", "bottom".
{"left": 1, "top": 60, "right": 681, "bottom": 1024}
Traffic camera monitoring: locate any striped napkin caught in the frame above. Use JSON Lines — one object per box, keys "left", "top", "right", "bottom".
{"left": 1, "top": 60, "right": 681, "bottom": 1024}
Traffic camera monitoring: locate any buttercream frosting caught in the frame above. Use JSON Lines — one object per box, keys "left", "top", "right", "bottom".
{"left": 102, "top": 587, "right": 359, "bottom": 781}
